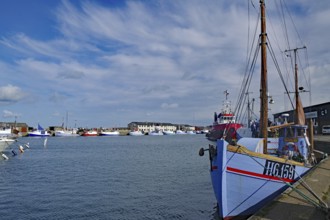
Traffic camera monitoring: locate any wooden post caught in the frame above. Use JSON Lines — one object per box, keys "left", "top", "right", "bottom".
{"left": 308, "top": 118, "right": 314, "bottom": 152}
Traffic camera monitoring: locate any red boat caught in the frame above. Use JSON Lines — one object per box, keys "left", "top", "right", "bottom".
{"left": 81, "top": 130, "right": 98, "bottom": 136}
{"left": 206, "top": 90, "right": 243, "bottom": 142}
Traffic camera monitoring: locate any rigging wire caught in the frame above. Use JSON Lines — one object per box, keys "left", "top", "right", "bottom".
{"left": 236, "top": 43, "right": 260, "bottom": 123}
{"left": 280, "top": 0, "right": 312, "bottom": 106}
{"left": 267, "top": 36, "right": 294, "bottom": 109}
{"left": 304, "top": 48, "right": 312, "bottom": 105}
{"left": 234, "top": 0, "right": 260, "bottom": 123}
{"left": 282, "top": 0, "right": 305, "bottom": 46}
{"left": 270, "top": 0, "right": 295, "bottom": 110}
{"left": 235, "top": 0, "right": 311, "bottom": 122}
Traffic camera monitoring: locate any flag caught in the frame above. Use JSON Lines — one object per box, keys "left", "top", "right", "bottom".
{"left": 38, "top": 124, "right": 44, "bottom": 131}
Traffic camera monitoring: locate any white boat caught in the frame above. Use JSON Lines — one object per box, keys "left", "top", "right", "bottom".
{"left": 186, "top": 130, "right": 196, "bottom": 135}
{"left": 0, "top": 137, "right": 16, "bottom": 152}
{"left": 0, "top": 127, "right": 12, "bottom": 136}
{"left": 129, "top": 130, "right": 144, "bottom": 136}
{"left": 99, "top": 131, "right": 120, "bottom": 136}
{"left": 199, "top": 1, "right": 322, "bottom": 219}
{"left": 55, "top": 129, "right": 79, "bottom": 137}
{"left": 175, "top": 130, "right": 186, "bottom": 134}
{"left": 148, "top": 130, "right": 163, "bottom": 136}
{"left": 55, "top": 112, "right": 79, "bottom": 137}
{"left": 0, "top": 127, "right": 20, "bottom": 138}
{"left": 28, "top": 124, "right": 50, "bottom": 137}
{"left": 201, "top": 129, "right": 209, "bottom": 134}
{"left": 163, "top": 130, "right": 175, "bottom": 135}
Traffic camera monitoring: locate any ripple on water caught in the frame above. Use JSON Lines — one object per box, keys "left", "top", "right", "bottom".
{"left": 0, "top": 136, "right": 216, "bottom": 220}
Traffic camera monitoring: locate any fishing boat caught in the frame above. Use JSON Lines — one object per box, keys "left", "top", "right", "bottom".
{"left": 163, "top": 130, "right": 175, "bottom": 135}
{"left": 81, "top": 130, "right": 98, "bottom": 136}
{"left": 129, "top": 130, "right": 144, "bottom": 136}
{"left": 148, "top": 130, "right": 164, "bottom": 136}
{"left": 28, "top": 124, "right": 50, "bottom": 137}
{"left": 99, "top": 130, "right": 120, "bottom": 136}
{"left": 186, "top": 130, "right": 196, "bottom": 135}
{"left": 206, "top": 90, "right": 243, "bottom": 142}
{"left": 199, "top": 1, "right": 319, "bottom": 219}
{"left": 55, "top": 129, "right": 79, "bottom": 137}
{"left": 0, "top": 127, "right": 20, "bottom": 138}
{"left": 175, "top": 129, "right": 186, "bottom": 135}
{"left": 55, "top": 112, "right": 79, "bottom": 137}
{"left": 0, "top": 127, "right": 12, "bottom": 136}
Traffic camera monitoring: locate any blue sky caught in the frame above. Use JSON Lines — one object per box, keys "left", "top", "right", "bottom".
{"left": 0, "top": 0, "right": 329, "bottom": 129}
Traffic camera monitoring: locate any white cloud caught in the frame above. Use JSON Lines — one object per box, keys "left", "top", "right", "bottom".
{"left": 2, "top": 110, "right": 21, "bottom": 118}
{"left": 0, "top": 0, "right": 329, "bottom": 127}
{"left": 161, "top": 103, "right": 179, "bottom": 109}
{"left": 0, "top": 84, "right": 26, "bottom": 105}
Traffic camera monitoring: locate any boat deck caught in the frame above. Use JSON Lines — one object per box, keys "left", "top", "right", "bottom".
{"left": 249, "top": 135, "right": 330, "bottom": 220}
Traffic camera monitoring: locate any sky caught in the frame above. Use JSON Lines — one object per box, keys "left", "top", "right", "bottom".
{"left": 0, "top": 0, "right": 329, "bottom": 129}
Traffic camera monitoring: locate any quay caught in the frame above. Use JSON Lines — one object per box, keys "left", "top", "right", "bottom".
{"left": 249, "top": 135, "right": 330, "bottom": 220}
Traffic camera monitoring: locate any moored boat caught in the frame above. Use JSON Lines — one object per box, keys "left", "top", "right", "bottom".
{"left": 129, "top": 130, "right": 144, "bottom": 136}
{"left": 0, "top": 127, "right": 12, "bottom": 136}
{"left": 175, "top": 130, "right": 186, "bottom": 134}
{"left": 199, "top": 1, "right": 323, "bottom": 219}
{"left": 203, "top": 131, "right": 311, "bottom": 219}
{"left": 55, "top": 112, "right": 79, "bottom": 137}
{"left": 186, "top": 130, "right": 196, "bottom": 135}
{"left": 206, "top": 90, "right": 243, "bottom": 142}
{"left": 163, "top": 130, "right": 175, "bottom": 135}
{"left": 99, "top": 130, "right": 120, "bottom": 136}
{"left": 81, "top": 130, "right": 98, "bottom": 136}
{"left": 28, "top": 124, "right": 50, "bottom": 137}
{"left": 148, "top": 130, "right": 163, "bottom": 136}
{"left": 55, "top": 129, "right": 79, "bottom": 137}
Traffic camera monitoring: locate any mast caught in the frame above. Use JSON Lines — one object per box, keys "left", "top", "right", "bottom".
{"left": 66, "top": 111, "right": 68, "bottom": 130}
{"left": 285, "top": 46, "right": 306, "bottom": 125}
{"left": 247, "top": 95, "right": 251, "bottom": 128}
{"left": 260, "top": 0, "right": 268, "bottom": 153}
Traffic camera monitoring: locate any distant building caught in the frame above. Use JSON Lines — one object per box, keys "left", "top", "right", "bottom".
{"left": 273, "top": 102, "right": 330, "bottom": 134}
{"left": 127, "top": 122, "right": 196, "bottom": 133}
{"left": 49, "top": 126, "right": 64, "bottom": 132}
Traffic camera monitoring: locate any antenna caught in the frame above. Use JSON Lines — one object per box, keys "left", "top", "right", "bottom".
{"left": 224, "top": 90, "right": 229, "bottom": 100}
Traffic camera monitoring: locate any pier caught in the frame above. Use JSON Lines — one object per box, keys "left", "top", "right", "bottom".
{"left": 249, "top": 135, "right": 330, "bottom": 220}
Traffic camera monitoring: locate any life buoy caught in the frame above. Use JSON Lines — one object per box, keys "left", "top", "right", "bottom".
{"left": 283, "top": 142, "right": 298, "bottom": 152}
{"left": 283, "top": 142, "right": 299, "bottom": 158}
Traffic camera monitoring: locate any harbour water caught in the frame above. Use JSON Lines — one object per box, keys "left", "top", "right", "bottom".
{"left": 0, "top": 135, "right": 217, "bottom": 220}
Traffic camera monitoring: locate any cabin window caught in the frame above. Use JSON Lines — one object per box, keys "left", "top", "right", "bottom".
{"left": 279, "top": 128, "right": 285, "bottom": 137}
{"left": 297, "top": 128, "right": 305, "bottom": 136}
{"left": 285, "top": 127, "right": 294, "bottom": 138}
